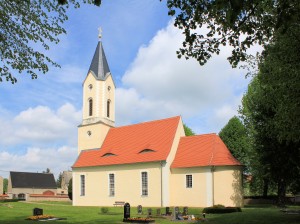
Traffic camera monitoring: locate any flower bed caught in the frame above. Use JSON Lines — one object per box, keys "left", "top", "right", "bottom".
{"left": 123, "top": 217, "right": 155, "bottom": 223}
{"left": 26, "top": 215, "right": 54, "bottom": 221}
{"left": 26, "top": 215, "right": 66, "bottom": 221}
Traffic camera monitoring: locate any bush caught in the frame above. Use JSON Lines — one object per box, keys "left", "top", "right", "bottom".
{"left": 100, "top": 207, "right": 109, "bottom": 214}
{"left": 203, "top": 206, "right": 241, "bottom": 214}
{"left": 0, "top": 199, "right": 20, "bottom": 202}
{"left": 68, "top": 178, "right": 72, "bottom": 200}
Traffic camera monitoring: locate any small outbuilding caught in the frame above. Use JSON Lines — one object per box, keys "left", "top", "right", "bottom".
{"left": 7, "top": 171, "right": 57, "bottom": 200}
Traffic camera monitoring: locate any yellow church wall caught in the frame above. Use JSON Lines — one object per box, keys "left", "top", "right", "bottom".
{"left": 82, "top": 72, "right": 115, "bottom": 124}
{"left": 78, "top": 122, "right": 110, "bottom": 152}
{"left": 73, "top": 162, "right": 163, "bottom": 207}
{"left": 170, "top": 167, "right": 208, "bottom": 207}
{"left": 78, "top": 72, "right": 115, "bottom": 153}
{"left": 104, "top": 75, "right": 115, "bottom": 122}
{"left": 213, "top": 166, "right": 244, "bottom": 207}
{"left": 162, "top": 117, "right": 185, "bottom": 206}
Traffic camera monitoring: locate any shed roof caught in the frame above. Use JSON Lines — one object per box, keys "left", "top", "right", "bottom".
{"left": 10, "top": 171, "right": 57, "bottom": 189}
{"left": 171, "top": 134, "right": 242, "bottom": 168}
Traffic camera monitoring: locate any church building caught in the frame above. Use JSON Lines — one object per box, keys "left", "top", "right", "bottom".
{"left": 72, "top": 37, "right": 243, "bottom": 207}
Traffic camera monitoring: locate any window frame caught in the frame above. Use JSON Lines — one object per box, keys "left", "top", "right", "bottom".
{"left": 107, "top": 100, "right": 110, "bottom": 118}
{"left": 141, "top": 171, "right": 148, "bottom": 196}
{"left": 108, "top": 173, "right": 115, "bottom": 197}
{"left": 80, "top": 175, "right": 85, "bottom": 196}
{"left": 88, "top": 98, "right": 93, "bottom": 116}
{"left": 186, "top": 174, "right": 193, "bottom": 188}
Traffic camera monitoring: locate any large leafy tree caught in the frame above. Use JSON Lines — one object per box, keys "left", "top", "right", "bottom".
{"left": 165, "top": 0, "right": 299, "bottom": 67}
{"left": 0, "top": 0, "right": 100, "bottom": 84}
{"left": 219, "top": 116, "right": 252, "bottom": 170}
{"left": 239, "top": 18, "right": 300, "bottom": 202}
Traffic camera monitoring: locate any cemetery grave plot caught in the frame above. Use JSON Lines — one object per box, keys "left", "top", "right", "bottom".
{"left": 25, "top": 207, "right": 67, "bottom": 221}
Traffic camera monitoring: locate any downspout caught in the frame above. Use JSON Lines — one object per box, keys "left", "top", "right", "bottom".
{"left": 160, "top": 161, "right": 163, "bottom": 207}
{"left": 211, "top": 166, "right": 215, "bottom": 206}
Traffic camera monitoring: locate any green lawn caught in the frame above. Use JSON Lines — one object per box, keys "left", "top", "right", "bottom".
{"left": 0, "top": 201, "right": 299, "bottom": 224}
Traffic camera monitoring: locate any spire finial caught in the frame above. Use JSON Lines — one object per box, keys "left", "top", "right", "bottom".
{"left": 98, "top": 27, "right": 102, "bottom": 40}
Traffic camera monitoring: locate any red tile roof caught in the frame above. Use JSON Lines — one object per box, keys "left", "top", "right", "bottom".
{"left": 171, "top": 134, "right": 241, "bottom": 168}
{"left": 73, "top": 116, "right": 181, "bottom": 168}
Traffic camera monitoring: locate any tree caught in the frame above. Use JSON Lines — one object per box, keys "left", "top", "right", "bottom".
{"left": 3, "top": 178, "right": 8, "bottom": 194}
{"left": 43, "top": 168, "right": 51, "bottom": 174}
{"left": 240, "top": 37, "right": 300, "bottom": 202}
{"left": 56, "top": 172, "right": 63, "bottom": 188}
{"left": 165, "top": 0, "right": 299, "bottom": 67}
{"left": 183, "top": 124, "right": 195, "bottom": 136}
{"left": 219, "top": 116, "right": 252, "bottom": 170}
{"left": 0, "top": 0, "right": 100, "bottom": 84}
{"left": 68, "top": 178, "right": 72, "bottom": 200}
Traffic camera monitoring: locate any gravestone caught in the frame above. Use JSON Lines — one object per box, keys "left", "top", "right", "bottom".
{"left": 123, "top": 203, "right": 130, "bottom": 219}
{"left": 33, "top": 208, "right": 43, "bottom": 216}
{"left": 147, "top": 208, "right": 152, "bottom": 217}
{"left": 183, "top": 206, "right": 188, "bottom": 216}
{"left": 156, "top": 208, "right": 161, "bottom": 216}
{"left": 174, "top": 206, "right": 179, "bottom": 220}
{"left": 137, "top": 205, "right": 143, "bottom": 215}
{"left": 166, "top": 207, "right": 170, "bottom": 215}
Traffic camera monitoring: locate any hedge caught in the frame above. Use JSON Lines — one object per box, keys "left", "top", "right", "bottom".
{"left": 202, "top": 206, "right": 242, "bottom": 214}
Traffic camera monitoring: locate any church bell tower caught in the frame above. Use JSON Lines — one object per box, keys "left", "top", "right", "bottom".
{"left": 78, "top": 30, "right": 115, "bottom": 154}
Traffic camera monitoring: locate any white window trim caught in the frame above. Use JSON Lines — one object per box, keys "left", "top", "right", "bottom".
{"left": 80, "top": 174, "right": 86, "bottom": 196}
{"left": 140, "top": 170, "right": 149, "bottom": 197}
{"left": 185, "top": 174, "right": 193, "bottom": 189}
{"left": 108, "top": 172, "right": 115, "bottom": 197}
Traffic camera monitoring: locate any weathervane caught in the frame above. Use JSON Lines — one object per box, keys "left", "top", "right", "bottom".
{"left": 98, "top": 27, "right": 102, "bottom": 40}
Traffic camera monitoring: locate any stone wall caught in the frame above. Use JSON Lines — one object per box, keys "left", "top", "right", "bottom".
{"left": 0, "top": 176, "right": 3, "bottom": 194}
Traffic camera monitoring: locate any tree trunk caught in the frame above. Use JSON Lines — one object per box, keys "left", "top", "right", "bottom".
{"left": 277, "top": 179, "right": 287, "bottom": 206}
{"left": 263, "top": 178, "right": 269, "bottom": 197}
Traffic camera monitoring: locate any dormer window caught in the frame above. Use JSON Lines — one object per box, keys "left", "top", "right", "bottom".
{"left": 139, "top": 149, "right": 155, "bottom": 154}
{"left": 102, "top": 153, "right": 116, "bottom": 157}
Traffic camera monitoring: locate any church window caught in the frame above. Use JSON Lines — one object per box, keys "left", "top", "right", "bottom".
{"left": 88, "top": 84, "right": 93, "bottom": 90}
{"left": 88, "top": 98, "right": 93, "bottom": 116}
{"left": 107, "top": 100, "right": 110, "bottom": 118}
{"left": 87, "top": 131, "right": 91, "bottom": 136}
{"left": 80, "top": 175, "right": 85, "bottom": 196}
{"left": 141, "top": 171, "right": 148, "bottom": 196}
{"left": 108, "top": 86, "right": 111, "bottom": 91}
{"left": 186, "top": 175, "right": 192, "bottom": 188}
{"left": 109, "top": 173, "right": 115, "bottom": 196}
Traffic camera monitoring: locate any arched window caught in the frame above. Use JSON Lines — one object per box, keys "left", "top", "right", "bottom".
{"left": 107, "top": 100, "right": 110, "bottom": 118}
{"left": 88, "top": 98, "right": 93, "bottom": 116}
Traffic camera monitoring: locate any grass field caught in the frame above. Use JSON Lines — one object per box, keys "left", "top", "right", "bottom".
{"left": 0, "top": 201, "right": 299, "bottom": 224}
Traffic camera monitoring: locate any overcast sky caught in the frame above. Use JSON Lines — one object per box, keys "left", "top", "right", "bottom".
{"left": 0, "top": 1, "right": 257, "bottom": 179}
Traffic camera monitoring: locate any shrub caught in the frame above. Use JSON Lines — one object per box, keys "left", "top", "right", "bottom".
{"left": 68, "top": 178, "right": 72, "bottom": 200}
{"left": 100, "top": 207, "right": 109, "bottom": 214}
{"left": 202, "top": 206, "right": 241, "bottom": 214}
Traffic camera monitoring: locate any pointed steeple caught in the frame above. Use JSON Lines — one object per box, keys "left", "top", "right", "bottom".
{"left": 88, "top": 41, "right": 110, "bottom": 80}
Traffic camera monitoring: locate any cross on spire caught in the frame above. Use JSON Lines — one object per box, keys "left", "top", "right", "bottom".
{"left": 98, "top": 27, "right": 102, "bottom": 40}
